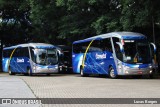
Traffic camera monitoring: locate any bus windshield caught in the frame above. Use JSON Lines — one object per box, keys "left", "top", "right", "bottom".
{"left": 123, "top": 39, "right": 151, "bottom": 64}
{"left": 35, "top": 49, "right": 58, "bottom": 65}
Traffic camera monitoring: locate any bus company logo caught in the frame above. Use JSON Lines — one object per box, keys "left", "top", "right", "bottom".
{"left": 17, "top": 58, "right": 24, "bottom": 63}
{"left": 95, "top": 53, "right": 106, "bottom": 59}
{"left": 2, "top": 99, "right": 11, "bottom": 104}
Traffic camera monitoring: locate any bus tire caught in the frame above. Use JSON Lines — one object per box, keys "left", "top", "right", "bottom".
{"left": 80, "top": 67, "right": 88, "bottom": 77}
{"left": 8, "top": 67, "right": 15, "bottom": 75}
{"left": 149, "top": 74, "right": 154, "bottom": 79}
{"left": 27, "top": 68, "right": 32, "bottom": 76}
{"left": 109, "top": 66, "right": 117, "bottom": 79}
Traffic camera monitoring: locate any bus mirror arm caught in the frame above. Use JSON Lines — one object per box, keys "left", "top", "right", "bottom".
{"left": 150, "top": 43, "right": 156, "bottom": 53}
{"left": 116, "top": 42, "right": 124, "bottom": 53}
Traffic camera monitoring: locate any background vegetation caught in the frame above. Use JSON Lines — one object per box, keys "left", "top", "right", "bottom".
{"left": 0, "top": 0, "right": 160, "bottom": 70}
{"left": 0, "top": 0, "right": 160, "bottom": 45}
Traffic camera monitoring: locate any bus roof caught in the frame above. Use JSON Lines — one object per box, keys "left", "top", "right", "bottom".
{"left": 3, "top": 43, "right": 56, "bottom": 50}
{"left": 73, "top": 32, "right": 147, "bottom": 44}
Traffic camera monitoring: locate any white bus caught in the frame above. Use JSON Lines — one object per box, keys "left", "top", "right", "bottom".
{"left": 2, "top": 43, "right": 62, "bottom": 75}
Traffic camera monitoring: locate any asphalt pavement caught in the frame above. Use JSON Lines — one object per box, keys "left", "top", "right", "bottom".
{"left": 0, "top": 72, "right": 160, "bottom": 107}
{"left": 0, "top": 73, "right": 41, "bottom": 107}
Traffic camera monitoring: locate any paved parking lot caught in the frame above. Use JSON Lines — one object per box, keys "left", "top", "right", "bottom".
{"left": 0, "top": 72, "right": 160, "bottom": 107}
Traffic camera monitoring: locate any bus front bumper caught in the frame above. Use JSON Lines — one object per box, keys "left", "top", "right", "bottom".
{"left": 118, "top": 68, "right": 152, "bottom": 76}
{"left": 32, "top": 65, "right": 59, "bottom": 74}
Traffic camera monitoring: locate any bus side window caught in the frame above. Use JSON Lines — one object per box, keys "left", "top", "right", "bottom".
{"left": 115, "top": 44, "right": 123, "bottom": 61}
{"left": 112, "top": 37, "right": 123, "bottom": 60}
{"left": 7, "top": 49, "right": 13, "bottom": 57}
{"left": 112, "top": 37, "right": 120, "bottom": 51}
{"left": 89, "top": 40, "right": 103, "bottom": 52}
{"left": 23, "top": 47, "right": 29, "bottom": 58}
{"left": 30, "top": 47, "right": 36, "bottom": 62}
{"left": 13, "top": 48, "right": 20, "bottom": 57}
{"left": 20, "top": 47, "right": 29, "bottom": 58}
{"left": 14, "top": 48, "right": 29, "bottom": 58}
{"left": 102, "top": 38, "right": 113, "bottom": 53}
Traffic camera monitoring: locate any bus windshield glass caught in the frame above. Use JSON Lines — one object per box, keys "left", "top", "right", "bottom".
{"left": 123, "top": 39, "right": 151, "bottom": 64}
{"left": 35, "top": 49, "right": 58, "bottom": 65}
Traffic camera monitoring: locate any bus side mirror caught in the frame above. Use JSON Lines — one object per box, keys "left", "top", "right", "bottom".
{"left": 116, "top": 42, "right": 124, "bottom": 53}
{"left": 150, "top": 43, "right": 156, "bottom": 53}
{"left": 150, "top": 43, "right": 157, "bottom": 64}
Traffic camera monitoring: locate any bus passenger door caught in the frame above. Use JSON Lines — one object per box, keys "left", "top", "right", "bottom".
{"left": 102, "top": 38, "right": 115, "bottom": 75}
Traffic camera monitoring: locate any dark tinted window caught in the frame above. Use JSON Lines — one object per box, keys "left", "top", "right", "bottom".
{"left": 112, "top": 37, "right": 120, "bottom": 52}
{"left": 30, "top": 47, "right": 36, "bottom": 62}
{"left": 73, "top": 39, "right": 113, "bottom": 53}
{"left": 13, "top": 47, "right": 29, "bottom": 57}
{"left": 102, "top": 38, "right": 113, "bottom": 53}
{"left": 88, "top": 40, "right": 103, "bottom": 52}
{"left": 73, "top": 42, "right": 89, "bottom": 53}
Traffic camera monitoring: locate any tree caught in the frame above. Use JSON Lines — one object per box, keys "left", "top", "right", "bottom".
{"left": 0, "top": 0, "right": 32, "bottom": 45}
{"left": 29, "top": 0, "right": 62, "bottom": 43}
{"left": 0, "top": 0, "right": 32, "bottom": 70}
{"left": 120, "top": 0, "right": 160, "bottom": 43}
{"left": 56, "top": 0, "right": 122, "bottom": 42}
{"left": 91, "top": 0, "right": 122, "bottom": 34}
{"left": 56, "top": 0, "right": 97, "bottom": 41}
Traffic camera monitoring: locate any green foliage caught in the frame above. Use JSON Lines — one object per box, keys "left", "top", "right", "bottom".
{"left": 0, "top": 0, "right": 31, "bottom": 42}
{"left": 91, "top": 15, "right": 107, "bottom": 34}
{"left": 1, "top": 0, "right": 160, "bottom": 44}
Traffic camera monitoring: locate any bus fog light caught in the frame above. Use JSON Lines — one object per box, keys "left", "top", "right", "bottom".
{"left": 118, "top": 65, "right": 121, "bottom": 69}
{"left": 125, "top": 70, "right": 129, "bottom": 74}
{"left": 150, "top": 70, "right": 152, "bottom": 74}
{"left": 33, "top": 66, "right": 36, "bottom": 70}
{"left": 149, "top": 65, "right": 152, "bottom": 68}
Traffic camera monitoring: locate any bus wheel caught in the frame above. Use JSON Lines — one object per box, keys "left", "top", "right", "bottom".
{"left": 9, "top": 67, "right": 15, "bottom": 75}
{"left": 27, "top": 68, "right": 32, "bottom": 76}
{"left": 109, "top": 67, "right": 117, "bottom": 79}
{"left": 149, "top": 74, "right": 154, "bottom": 79}
{"left": 80, "top": 67, "right": 88, "bottom": 77}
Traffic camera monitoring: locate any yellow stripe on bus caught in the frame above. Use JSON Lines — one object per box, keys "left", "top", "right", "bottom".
{"left": 82, "top": 39, "right": 94, "bottom": 69}
{"left": 8, "top": 47, "right": 18, "bottom": 70}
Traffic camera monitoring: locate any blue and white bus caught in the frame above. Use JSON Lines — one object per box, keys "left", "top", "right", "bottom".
{"left": 2, "top": 43, "right": 62, "bottom": 75}
{"left": 72, "top": 32, "right": 157, "bottom": 78}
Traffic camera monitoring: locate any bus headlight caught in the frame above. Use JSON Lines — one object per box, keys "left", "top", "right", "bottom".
{"left": 33, "top": 66, "right": 36, "bottom": 70}
{"left": 118, "top": 65, "right": 121, "bottom": 69}
{"left": 125, "top": 70, "right": 129, "bottom": 74}
{"left": 123, "top": 65, "right": 129, "bottom": 70}
{"left": 149, "top": 65, "right": 152, "bottom": 69}
{"left": 150, "top": 70, "right": 152, "bottom": 74}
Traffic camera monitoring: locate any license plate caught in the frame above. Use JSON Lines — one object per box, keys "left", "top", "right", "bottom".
{"left": 138, "top": 71, "right": 142, "bottom": 74}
